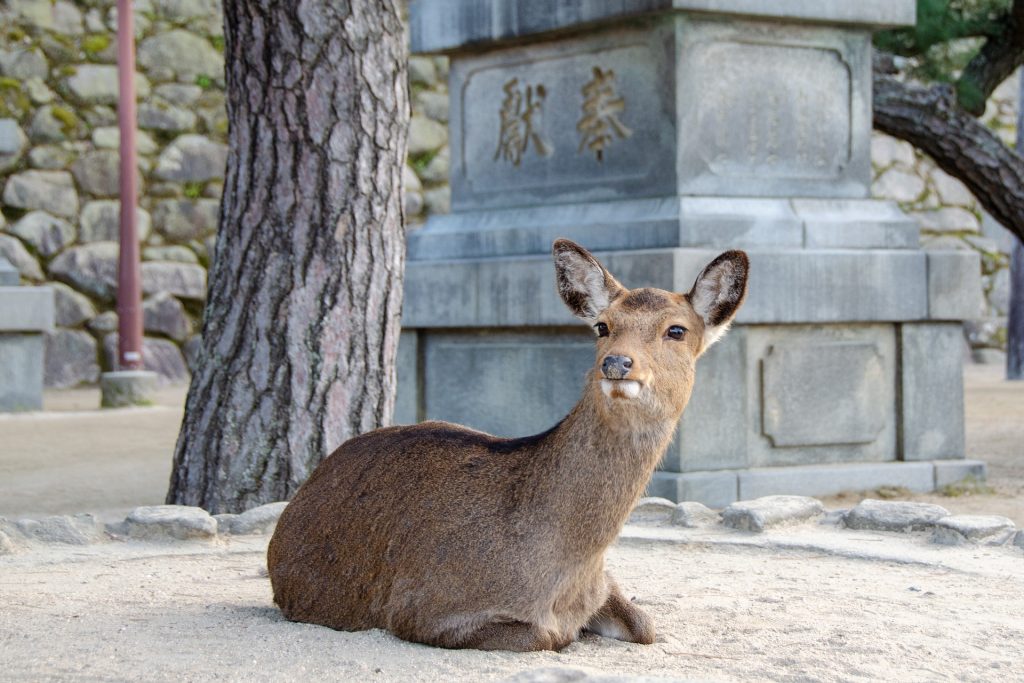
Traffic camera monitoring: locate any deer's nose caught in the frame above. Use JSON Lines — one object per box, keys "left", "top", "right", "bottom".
{"left": 602, "top": 355, "right": 633, "bottom": 380}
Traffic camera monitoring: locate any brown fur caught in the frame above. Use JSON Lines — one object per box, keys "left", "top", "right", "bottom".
{"left": 267, "top": 239, "right": 749, "bottom": 652}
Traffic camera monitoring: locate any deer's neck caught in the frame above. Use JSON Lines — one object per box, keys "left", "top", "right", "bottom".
{"left": 531, "top": 383, "right": 679, "bottom": 554}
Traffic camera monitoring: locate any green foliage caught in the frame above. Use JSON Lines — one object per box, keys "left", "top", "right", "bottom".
{"left": 874, "top": 0, "right": 1012, "bottom": 83}
{"left": 183, "top": 182, "right": 203, "bottom": 199}
{"left": 195, "top": 74, "right": 213, "bottom": 89}
{"left": 82, "top": 33, "right": 111, "bottom": 56}
{"left": 937, "top": 475, "right": 995, "bottom": 496}
{"left": 210, "top": 35, "right": 225, "bottom": 53}
{"left": 410, "top": 150, "right": 437, "bottom": 174}
{"left": 0, "top": 77, "right": 30, "bottom": 119}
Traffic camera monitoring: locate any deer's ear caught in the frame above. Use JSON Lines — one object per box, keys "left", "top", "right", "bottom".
{"left": 688, "top": 250, "right": 749, "bottom": 350}
{"left": 552, "top": 239, "right": 625, "bottom": 323}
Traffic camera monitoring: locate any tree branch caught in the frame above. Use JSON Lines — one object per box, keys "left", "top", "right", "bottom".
{"left": 873, "top": 70, "right": 1024, "bottom": 244}
{"left": 957, "top": 0, "right": 1024, "bottom": 115}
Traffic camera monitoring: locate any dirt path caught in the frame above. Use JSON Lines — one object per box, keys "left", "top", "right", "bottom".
{"left": 1, "top": 527, "right": 1022, "bottom": 683}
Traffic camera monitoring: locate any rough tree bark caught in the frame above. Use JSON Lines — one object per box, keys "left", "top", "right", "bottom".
{"left": 166, "top": 0, "right": 409, "bottom": 513}
{"left": 1008, "top": 70, "right": 1024, "bottom": 380}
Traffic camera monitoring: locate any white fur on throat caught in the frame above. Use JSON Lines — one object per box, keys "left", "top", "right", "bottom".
{"left": 601, "top": 379, "right": 641, "bottom": 399}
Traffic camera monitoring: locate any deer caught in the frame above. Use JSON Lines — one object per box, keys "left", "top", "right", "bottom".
{"left": 267, "top": 239, "right": 749, "bottom": 652}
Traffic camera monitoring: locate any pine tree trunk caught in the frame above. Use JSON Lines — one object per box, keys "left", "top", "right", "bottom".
{"left": 1007, "top": 70, "right": 1024, "bottom": 380}
{"left": 166, "top": 0, "right": 409, "bottom": 513}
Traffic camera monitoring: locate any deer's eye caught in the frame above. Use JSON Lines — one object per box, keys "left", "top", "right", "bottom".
{"left": 666, "top": 325, "right": 686, "bottom": 340}
{"left": 594, "top": 322, "right": 609, "bottom": 338}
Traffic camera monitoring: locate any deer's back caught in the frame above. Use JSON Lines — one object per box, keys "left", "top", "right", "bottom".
{"left": 267, "top": 420, "right": 568, "bottom": 640}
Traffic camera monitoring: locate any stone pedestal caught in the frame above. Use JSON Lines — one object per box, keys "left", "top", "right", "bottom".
{"left": 100, "top": 370, "right": 159, "bottom": 408}
{"left": 400, "top": 0, "right": 983, "bottom": 506}
{"left": 0, "top": 256, "right": 54, "bottom": 411}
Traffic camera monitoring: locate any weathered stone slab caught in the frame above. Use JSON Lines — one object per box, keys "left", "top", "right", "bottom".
{"left": 152, "top": 199, "right": 220, "bottom": 241}
{"left": 931, "top": 515, "right": 1016, "bottom": 546}
{"left": 51, "top": 281, "right": 96, "bottom": 327}
{"left": 628, "top": 498, "right": 677, "bottom": 526}
{"left": 137, "top": 30, "right": 224, "bottom": 81}
{"left": 143, "top": 292, "right": 192, "bottom": 341}
{"left": 794, "top": 199, "right": 919, "bottom": 249}
{"left": 0, "top": 118, "right": 28, "bottom": 172}
{"left": 0, "top": 286, "right": 54, "bottom": 332}
{"left": 100, "top": 370, "right": 159, "bottom": 407}
{"left": 762, "top": 341, "right": 885, "bottom": 448}
{"left": 899, "top": 323, "right": 965, "bottom": 461}
{"left": 141, "top": 261, "right": 207, "bottom": 301}
{"left": 738, "top": 462, "right": 935, "bottom": 500}
{"left": 927, "top": 251, "right": 983, "bottom": 320}
{"left": 671, "top": 501, "right": 720, "bottom": 528}
{"left": 394, "top": 330, "right": 419, "bottom": 425}
{"left": 80, "top": 200, "right": 152, "bottom": 243}
{"left": 217, "top": 502, "right": 288, "bottom": 535}
{"left": 125, "top": 505, "right": 216, "bottom": 541}
{"left": 0, "top": 234, "right": 44, "bottom": 280}
{"left": 403, "top": 249, "right": 930, "bottom": 328}
{"left": 0, "top": 333, "right": 45, "bottom": 411}
{"left": 2, "top": 170, "right": 78, "bottom": 217}
{"left": 66, "top": 64, "right": 151, "bottom": 105}
{"left": 722, "top": 495, "right": 825, "bottom": 532}
{"left": 14, "top": 514, "right": 102, "bottom": 545}
{"left": 843, "top": 499, "right": 949, "bottom": 532}
{"left": 153, "top": 134, "right": 227, "bottom": 183}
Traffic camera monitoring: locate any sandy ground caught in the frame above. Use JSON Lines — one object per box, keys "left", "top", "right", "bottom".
{"left": 0, "top": 363, "right": 1021, "bottom": 682}
{"left": 1, "top": 525, "right": 1022, "bottom": 682}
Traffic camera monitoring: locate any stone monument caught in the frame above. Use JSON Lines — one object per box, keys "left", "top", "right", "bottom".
{"left": 399, "top": 0, "right": 984, "bottom": 506}
{"left": 0, "top": 256, "right": 54, "bottom": 411}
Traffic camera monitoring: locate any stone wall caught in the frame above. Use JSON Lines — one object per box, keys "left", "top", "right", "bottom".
{"left": 870, "top": 72, "right": 1021, "bottom": 361}
{"left": 0, "top": 0, "right": 1017, "bottom": 386}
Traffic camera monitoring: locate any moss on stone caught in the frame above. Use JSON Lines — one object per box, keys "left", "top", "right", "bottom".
{"left": 195, "top": 74, "right": 213, "bottom": 90}
{"left": 183, "top": 182, "right": 203, "bottom": 199}
{"left": 210, "top": 35, "right": 225, "bottom": 53}
{"left": 82, "top": 34, "right": 111, "bottom": 56}
{"left": 0, "top": 78, "right": 30, "bottom": 119}
{"left": 49, "top": 105, "right": 81, "bottom": 136}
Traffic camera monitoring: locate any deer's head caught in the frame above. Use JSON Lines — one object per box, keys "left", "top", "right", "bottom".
{"left": 554, "top": 239, "right": 749, "bottom": 425}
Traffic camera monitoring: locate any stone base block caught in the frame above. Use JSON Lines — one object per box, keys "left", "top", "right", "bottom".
{"left": 0, "top": 334, "right": 45, "bottom": 411}
{"left": 101, "top": 371, "right": 159, "bottom": 408}
{"left": 934, "top": 459, "right": 987, "bottom": 488}
{"left": 650, "top": 461, "right": 979, "bottom": 508}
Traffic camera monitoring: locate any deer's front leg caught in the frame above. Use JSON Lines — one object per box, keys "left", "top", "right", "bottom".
{"left": 584, "top": 574, "right": 655, "bottom": 644}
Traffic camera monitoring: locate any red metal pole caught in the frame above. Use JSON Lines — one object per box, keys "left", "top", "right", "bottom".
{"left": 116, "top": 0, "right": 142, "bottom": 371}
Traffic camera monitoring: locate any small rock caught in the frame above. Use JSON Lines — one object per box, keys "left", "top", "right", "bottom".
{"left": 0, "top": 234, "right": 44, "bottom": 280}
{"left": 213, "top": 513, "right": 238, "bottom": 533}
{"left": 27, "top": 144, "right": 76, "bottom": 170}
{"left": 8, "top": 211, "right": 76, "bottom": 257}
{"left": 28, "top": 105, "right": 83, "bottom": 143}
{"left": 912, "top": 207, "right": 980, "bottom": 233}
{"left": 930, "top": 168, "right": 975, "bottom": 206}
{"left": 24, "top": 77, "right": 54, "bottom": 105}
{"left": 66, "top": 64, "right": 150, "bottom": 105}
{"left": 670, "top": 501, "right": 720, "bottom": 528}
{"left": 72, "top": 150, "right": 140, "bottom": 198}
{"left": 408, "top": 115, "right": 447, "bottom": 155}
{"left": 419, "top": 146, "right": 450, "bottom": 184}
{"left": 143, "top": 292, "right": 192, "bottom": 341}
{"left": 818, "top": 509, "right": 848, "bottom": 526}
{"left": 871, "top": 168, "right": 925, "bottom": 204}
{"left": 932, "top": 515, "right": 1016, "bottom": 546}
{"left": 722, "top": 496, "right": 825, "bottom": 532}
{"left": 153, "top": 83, "right": 203, "bottom": 106}
{"left": 79, "top": 200, "right": 152, "bottom": 242}
{"left": 415, "top": 90, "right": 449, "bottom": 123}
{"left": 152, "top": 198, "right": 220, "bottom": 241}
{"left": 153, "top": 135, "right": 228, "bottom": 183}
{"left": 0, "top": 118, "right": 28, "bottom": 172}
{"left": 137, "top": 101, "right": 199, "bottom": 133}
{"left": 628, "top": 497, "right": 676, "bottom": 526}
{"left": 137, "top": 30, "right": 224, "bottom": 81}
{"left": 1014, "top": 530, "right": 1024, "bottom": 549}
{"left": 423, "top": 186, "right": 450, "bottom": 215}
{"left": 45, "top": 328, "right": 101, "bottom": 387}
{"left": 92, "top": 126, "right": 158, "bottom": 155}
{"left": 220, "top": 502, "right": 288, "bottom": 535}
{"left": 14, "top": 514, "right": 102, "bottom": 545}
{"left": 49, "top": 242, "right": 119, "bottom": 300}
{"left": 103, "top": 334, "right": 189, "bottom": 383}
{"left": 2, "top": 170, "right": 79, "bottom": 217}
{"left": 125, "top": 505, "right": 217, "bottom": 541}
{"left": 141, "top": 261, "right": 208, "bottom": 300}
{"left": 51, "top": 282, "right": 97, "bottom": 327}
{"left": 0, "top": 47, "right": 49, "bottom": 81}
{"left": 843, "top": 499, "right": 950, "bottom": 533}
{"left": 870, "top": 133, "right": 916, "bottom": 168}
{"left": 88, "top": 310, "right": 119, "bottom": 334}
{"left": 143, "top": 245, "right": 199, "bottom": 264}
